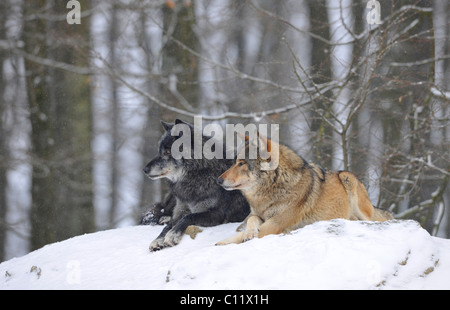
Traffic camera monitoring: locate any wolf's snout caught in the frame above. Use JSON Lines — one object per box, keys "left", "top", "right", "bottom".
{"left": 217, "top": 177, "right": 224, "bottom": 186}
{"left": 143, "top": 166, "right": 150, "bottom": 174}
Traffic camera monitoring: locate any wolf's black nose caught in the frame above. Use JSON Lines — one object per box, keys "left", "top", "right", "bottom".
{"left": 143, "top": 166, "right": 150, "bottom": 174}
{"left": 217, "top": 177, "right": 224, "bottom": 185}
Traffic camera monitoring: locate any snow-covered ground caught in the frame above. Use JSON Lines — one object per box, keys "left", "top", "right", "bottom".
{"left": 1, "top": 219, "right": 450, "bottom": 290}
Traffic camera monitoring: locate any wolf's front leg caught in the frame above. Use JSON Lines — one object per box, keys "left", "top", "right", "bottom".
{"left": 149, "top": 224, "right": 172, "bottom": 252}
{"left": 150, "top": 223, "right": 187, "bottom": 250}
{"left": 216, "top": 215, "right": 262, "bottom": 245}
{"left": 163, "top": 227, "right": 184, "bottom": 247}
{"left": 162, "top": 210, "right": 223, "bottom": 248}
{"left": 242, "top": 215, "right": 263, "bottom": 241}
{"left": 215, "top": 231, "right": 244, "bottom": 245}
{"left": 141, "top": 192, "right": 176, "bottom": 226}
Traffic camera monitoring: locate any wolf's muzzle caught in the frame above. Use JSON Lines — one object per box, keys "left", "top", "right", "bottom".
{"left": 143, "top": 166, "right": 151, "bottom": 175}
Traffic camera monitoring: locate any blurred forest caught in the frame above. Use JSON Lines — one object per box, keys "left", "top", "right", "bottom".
{"left": 0, "top": 0, "right": 448, "bottom": 261}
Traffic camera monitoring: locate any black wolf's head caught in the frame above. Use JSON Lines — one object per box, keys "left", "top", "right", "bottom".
{"left": 143, "top": 120, "right": 186, "bottom": 182}
{"left": 143, "top": 119, "right": 223, "bottom": 181}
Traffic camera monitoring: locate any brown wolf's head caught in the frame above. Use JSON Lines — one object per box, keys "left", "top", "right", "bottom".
{"left": 217, "top": 158, "right": 257, "bottom": 191}
{"left": 217, "top": 133, "right": 279, "bottom": 191}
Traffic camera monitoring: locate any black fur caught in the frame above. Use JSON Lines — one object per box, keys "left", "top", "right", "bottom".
{"left": 143, "top": 119, "right": 250, "bottom": 251}
{"left": 140, "top": 190, "right": 176, "bottom": 225}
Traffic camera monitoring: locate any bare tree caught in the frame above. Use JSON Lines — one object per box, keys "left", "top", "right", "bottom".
{"left": 23, "top": 0, "right": 94, "bottom": 250}
{"left": 0, "top": 0, "right": 8, "bottom": 261}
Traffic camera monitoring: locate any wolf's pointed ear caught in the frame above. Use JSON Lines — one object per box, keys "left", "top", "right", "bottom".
{"left": 175, "top": 119, "right": 187, "bottom": 125}
{"left": 236, "top": 131, "right": 250, "bottom": 142}
{"left": 256, "top": 131, "right": 271, "bottom": 153}
{"left": 161, "top": 120, "right": 174, "bottom": 131}
{"left": 257, "top": 130, "right": 279, "bottom": 171}
{"left": 175, "top": 119, "right": 193, "bottom": 128}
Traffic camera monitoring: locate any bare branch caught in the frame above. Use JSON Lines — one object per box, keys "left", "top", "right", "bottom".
{"left": 389, "top": 55, "right": 450, "bottom": 67}
{"left": 0, "top": 43, "right": 92, "bottom": 75}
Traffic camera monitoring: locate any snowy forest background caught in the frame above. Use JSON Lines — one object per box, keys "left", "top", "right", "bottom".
{"left": 0, "top": 0, "right": 448, "bottom": 262}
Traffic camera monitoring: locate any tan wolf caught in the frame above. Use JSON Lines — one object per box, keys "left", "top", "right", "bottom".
{"left": 216, "top": 133, "right": 393, "bottom": 245}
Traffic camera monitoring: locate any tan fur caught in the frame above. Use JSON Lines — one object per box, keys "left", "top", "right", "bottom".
{"left": 216, "top": 136, "right": 393, "bottom": 245}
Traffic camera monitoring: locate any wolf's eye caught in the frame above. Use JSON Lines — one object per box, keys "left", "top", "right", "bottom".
{"left": 164, "top": 149, "right": 171, "bottom": 156}
{"left": 238, "top": 161, "right": 246, "bottom": 167}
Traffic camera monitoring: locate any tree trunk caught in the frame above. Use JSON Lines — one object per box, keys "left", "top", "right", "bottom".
{"left": 24, "top": 0, "right": 57, "bottom": 250}
{"left": 307, "top": 0, "right": 333, "bottom": 167}
{"left": 108, "top": 1, "right": 120, "bottom": 227}
{"left": 24, "top": 0, "right": 94, "bottom": 250}
{"left": 326, "top": 0, "right": 354, "bottom": 171}
{"left": 0, "top": 0, "right": 8, "bottom": 261}
{"left": 138, "top": 6, "right": 164, "bottom": 216}
{"left": 162, "top": 0, "right": 200, "bottom": 114}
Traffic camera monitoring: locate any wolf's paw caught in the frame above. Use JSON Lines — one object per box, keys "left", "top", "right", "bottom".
{"left": 158, "top": 216, "right": 171, "bottom": 225}
{"left": 185, "top": 225, "right": 203, "bottom": 239}
{"left": 215, "top": 240, "right": 230, "bottom": 246}
{"left": 163, "top": 230, "right": 183, "bottom": 247}
{"left": 140, "top": 209, "right": 157, "bottom": 226}
{"left": 242, "top": 227, "right": 259, "bottom": 242}
{"left": 149, "top": 238, "right": 165, "bottom": 252}
{"left": 140, "top": 202, "right": 167, "bottom": 226}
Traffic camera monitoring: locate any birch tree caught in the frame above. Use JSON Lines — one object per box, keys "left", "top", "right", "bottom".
{"left": 326, "top": 0, "right": 354, "bottom": 171}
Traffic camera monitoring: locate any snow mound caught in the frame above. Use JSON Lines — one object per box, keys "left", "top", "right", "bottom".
{"left": 1, "top": 219, "right": 450, "bottom": 289}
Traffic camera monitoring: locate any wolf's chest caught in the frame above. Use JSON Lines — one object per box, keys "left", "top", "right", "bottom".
{"left": 249, "top": 200, "right": 281, "bottom": 220}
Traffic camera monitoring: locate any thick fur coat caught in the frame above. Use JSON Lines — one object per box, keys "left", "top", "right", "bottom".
{"left": 217, "top": 133, "right": 393, "bottom": 245}
{"left": 143, "top": 119, "right": 250, "bottom": 251}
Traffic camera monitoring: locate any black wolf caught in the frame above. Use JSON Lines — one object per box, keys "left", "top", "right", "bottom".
{"left": 143, "top": 119, "right": 250, "bottom": 251}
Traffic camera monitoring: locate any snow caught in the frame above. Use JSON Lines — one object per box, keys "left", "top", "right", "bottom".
{"left": 1, "top": 219, "right": 450, "bottom": 290}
